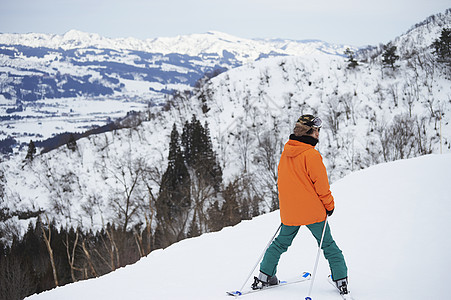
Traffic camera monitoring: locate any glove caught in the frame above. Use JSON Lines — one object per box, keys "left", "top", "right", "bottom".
{"left": 326, "top": 208, "right": 334, "bottom": 217}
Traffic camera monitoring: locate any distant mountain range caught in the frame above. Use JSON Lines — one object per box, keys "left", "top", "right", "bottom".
{"left": 0, "top": 30, "right": 355, "bottom": 103}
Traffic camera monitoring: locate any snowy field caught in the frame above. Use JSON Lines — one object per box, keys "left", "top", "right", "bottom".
{"left": 26, "top": 153, "right": 451, "bottom": 300}
{"left": 0, "top": 95, "right": 150, "bottom": 144}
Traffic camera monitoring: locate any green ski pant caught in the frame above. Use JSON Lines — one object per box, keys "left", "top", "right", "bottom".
{"left": 259, "top": 221, "right": 347, "bottom": 280}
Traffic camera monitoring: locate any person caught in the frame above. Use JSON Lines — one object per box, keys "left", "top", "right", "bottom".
{"left": 251, "top": 114, "right": 349, "bottom": 295}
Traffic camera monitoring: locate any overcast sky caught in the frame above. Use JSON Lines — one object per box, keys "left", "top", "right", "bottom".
{"left": 0, "top": 0, "right": 449, "bottom": 46}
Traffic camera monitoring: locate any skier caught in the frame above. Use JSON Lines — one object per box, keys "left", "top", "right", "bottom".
{"left": 252, "top": 114, "right": 349, "bottom": 295}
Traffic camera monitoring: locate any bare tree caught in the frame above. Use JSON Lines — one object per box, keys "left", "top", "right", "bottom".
{"left": 235, "top": 121, "right": 253, "bottom": 173}
{"left": 41, "top": 215, "right": 59, "bottom": 287}
{"left": 340, "top": 93, "right": 358, "bottom": 125}
{"left": 189, "top": 174, "right": 213, "bottom": 233}
{"left": 254, "top": 125, "right": 283, "bottom": 211}
{"left": 388, "top": 82, "right": 399, "bottom": 107}
{"left": 141, "top": 165, "right": 161, "bottom": 254}
{"left": 340, "top": 132, "right": 358, "bottom": 172}
{"left": 106, "top": 156, "right": 147, "bottom": 232}
{"left": 93, "top": 226, "right": 120, "bottom": 271}
{"left": 324, "top": 96, "right": 343, "bottom": 139}
{"left": 63, "top": 229, "right": 82, "bottom": 282}
{"left": 133, "top": 226, "right": 146, "bottom": 257}
{"left": 414, "top": 116, "right": 433, "bottom": 155}
{"left": 377, "top": 114, "right": 428, "bottom": 162}
{"left": 36, "top": 159, "right": 78, "bottom": 222}
{"left": 81, "top": 239, "right": 98, "bottom": 277}
{"left": 403, "top": 79, "right": 419, "bottom": 117}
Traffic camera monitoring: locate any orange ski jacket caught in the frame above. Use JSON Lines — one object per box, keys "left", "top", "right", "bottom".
{"left": 278, "top": 139, "right": 334, "bottom": 226}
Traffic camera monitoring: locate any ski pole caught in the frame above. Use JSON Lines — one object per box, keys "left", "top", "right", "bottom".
{"left": 305, "top": 216, "right": 328, "bottom": 300}
{"left": 238, "top": 223, "right": 282, "bottom": 293}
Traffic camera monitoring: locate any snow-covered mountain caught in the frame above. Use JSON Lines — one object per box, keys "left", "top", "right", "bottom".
{"left": 1, "top": 9, "right": 450, "bottom": 239}
{"left": 0, "top": 29, "right": 353, "bottom": 58}
{"left": 25, "top": 154, "right": 451, "bottom": 300}
{"left": 0, "top": 30, "right": 355, "bottom": 145}
{"left": 0, "top": 29, "right": 354, "bottom": 103}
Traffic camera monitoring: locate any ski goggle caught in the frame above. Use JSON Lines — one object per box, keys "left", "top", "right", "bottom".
{"left": 304, "top": 117, "right": 322, "bottom": 128}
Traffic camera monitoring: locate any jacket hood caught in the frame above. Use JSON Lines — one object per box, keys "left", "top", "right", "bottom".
{"left": 283, "top": 139, "right": 315, "bottom": 158}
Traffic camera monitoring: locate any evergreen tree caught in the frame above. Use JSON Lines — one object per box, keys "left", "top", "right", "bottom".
{"left": 206, "top": 201, "right": 224, "bottom": 232}
{"left": 382, "top": 42, "right": 399, "bottom": 70}
{"left": 156, "top": 124, "right": 191, "bottom": 246}
{"left": 66, "top": 134, "right": 77, "bottom": 152}
{"left": 181, "top": 115, "right": 223, "bottom": 233}
{"left": 156, "top": 117, "right": 224, "bottom": 245}
{"left": 20, "top": 218, "right": 50, "bottom": 292}
{"left": 221, "top": 182, "right": 241, "bottom": 227}
{"left": 344, "top": 48, "right": 358, "bottom": 69}
{"left": 432, "top": 27, "right": 451, "bottom": 63}
{"left": 181, "top": 115, "right": 222, "bottom": 192}
{"left": 152, "top": 224, "right": 165, "bottom": 250}
{"left": 25, "top": 140, "right": 36, "bottom": 161}
{"left": 251, "top": 195, "right": 261, "bottom": 217}
{"left": 0, "top": 169, "right": 5, "bottom": 203}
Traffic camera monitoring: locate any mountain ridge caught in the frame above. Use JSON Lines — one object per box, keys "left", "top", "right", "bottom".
{"left": 0, "top": 28, "right": 358, "bottom": 145}
{"left": 0, "top": 29, "right": 354, "bottom": 58}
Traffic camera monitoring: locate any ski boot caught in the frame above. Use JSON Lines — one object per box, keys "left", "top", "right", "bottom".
{"left": 251, "top": 271, "right": 279, "bottom": 290}
{"left": 334, "top": 277, "right": 349, "bottom": 295}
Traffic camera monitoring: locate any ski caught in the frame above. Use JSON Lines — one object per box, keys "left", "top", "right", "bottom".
{"left": 227, "top": 272, "right": 311, "bottom": 297}
{"left": 327, "top": 275, "right": 355, "bottom": 300}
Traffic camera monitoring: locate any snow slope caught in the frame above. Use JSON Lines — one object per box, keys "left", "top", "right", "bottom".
{"left": 26, "top": 154, "right": 451, "bottom": 300}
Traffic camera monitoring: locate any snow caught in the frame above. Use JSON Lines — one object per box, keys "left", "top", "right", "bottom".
{"left": 0, "top": 96, "right": 149, "bottom": 143}
{"left": 26, "top": 154, "right": 451, "bottom": 300}
{"left": 0, "top": 30, "right": 353, "bottom": 59}
{"left": 2, "top": 11, "right": 450, "bottom": 299}
{"left": 0, "top": 29, "right": 357, "bottom": 145}
{"left": 2, "top": 11, "right": 450, "bottom": 250}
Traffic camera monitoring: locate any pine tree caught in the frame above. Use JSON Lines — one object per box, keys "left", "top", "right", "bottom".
{"left": 432, "top": 28, "right": 451, "bottom": 63}
{"left": 382, "top": 42, "right": 399, "bottom": 70}
{"left": 164, "top": 125, "right": 191, "bottom": 206}
{"left": 156, "top": 124, "right": 191, "bottom": 246}
{"left": 221, "top": 182, "right": 241, "bottom": 227}
{"left": 344, "top": 48, "right": 358, "bottom": 69}
{"left": 180, "top": 115, "right": 224, "bottom": 233}
{"left": 206, "top": 201, "right": 224, "bottom": 232}
{"left": 0, "top": 169, "right": 5, "bottom": 203}
{"left": 182, "top": 115, "right": 222, "bottom": 192}
{"left": 66, "top": 134, "right": 77, "bottom": 152}
{"left": 25, "top": 140, "right": 36, "bottom": 161}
